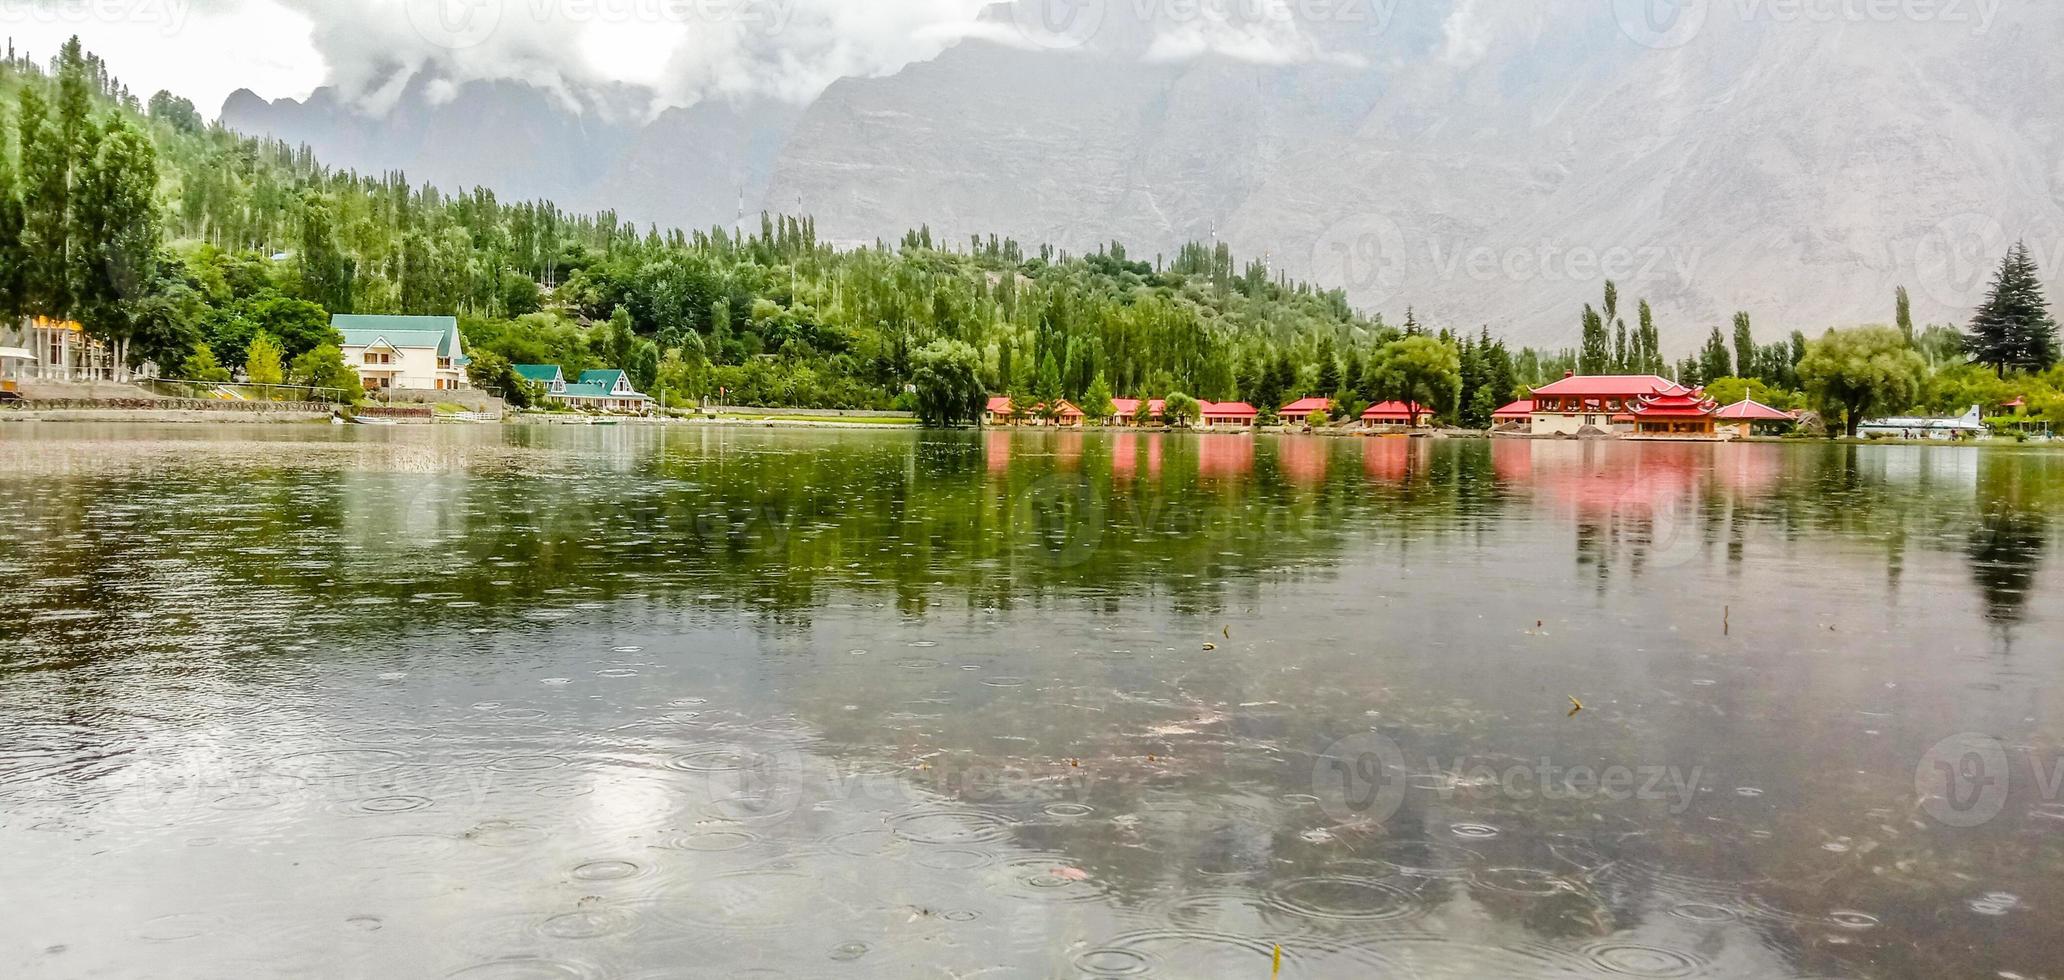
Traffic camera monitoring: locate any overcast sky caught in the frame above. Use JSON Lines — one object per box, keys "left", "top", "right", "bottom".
{"left": 0, "top": 0, "right": 1386, "bottom": 117}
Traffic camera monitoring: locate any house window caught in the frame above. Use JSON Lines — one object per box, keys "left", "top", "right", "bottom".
{"left": 438, "top": 357, "right": 452, "bottom": 369}
{"left": 365, "top": 351, "right": 392, "bottom": 365}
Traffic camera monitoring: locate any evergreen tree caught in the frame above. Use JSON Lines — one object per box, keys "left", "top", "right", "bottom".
{"left": 1964, "top": 242, "right": 2059, "bottom": 376}
{"left": 1082, "top": 372, "right": 1114, "bottom": 423}
{"left": 1699, "top": 326, "right": 1734, "bottom": 383}
{"left": 1314, "top": 336, "right": 1341, "bottom": 395}
{"left": 1612, "top": 319, "right": 1629, "bottom": 373}
{"left": 1035, "top": 350, "right": 1064, "bottom": 416}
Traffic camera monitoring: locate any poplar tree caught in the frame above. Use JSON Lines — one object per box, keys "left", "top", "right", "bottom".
{"left": 0, "top": 111, "right": 23, "bottom": 320}
{"left": 16, "top": 85, "right": 70, "bottom": 318}
{"left": 1578, "top": 304, "right": 1609, "bottom": 374}
{"left": 67, "top": 119, "right": 161, "bottom": 367}
{"left": 1724, "top": 312, "right": 1751, "bottom": 379}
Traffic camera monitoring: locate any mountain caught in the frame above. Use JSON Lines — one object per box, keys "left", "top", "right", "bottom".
{"left": 222, "top": 77, "right": 799, "bottom": 229}
{"left": 219, "top": 1, "right": 2064, "bottom": 349}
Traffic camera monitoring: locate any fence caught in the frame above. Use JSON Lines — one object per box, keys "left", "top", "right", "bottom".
{"left": 139, "top": 378, "right": 355, "bottom": 404}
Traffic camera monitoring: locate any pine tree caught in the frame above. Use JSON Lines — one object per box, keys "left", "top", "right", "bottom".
{"left": 1964, "top": 242, "right": 2059, "bottom": 377}
{"left": 1082, "top": 372, "right": 1114, "bottom": 422}
{"left": 1314, "top": 336, "right": 1341, "bottom": 395}
{"left": 1035, "top": 351, "right": 1063, "bottom": 416}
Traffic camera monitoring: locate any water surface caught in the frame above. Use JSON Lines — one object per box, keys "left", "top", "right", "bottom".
{"left": 1, "top": 423, "right": 2059, "bottom": 978}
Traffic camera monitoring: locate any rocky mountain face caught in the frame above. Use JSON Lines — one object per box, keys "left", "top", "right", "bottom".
{"left": 219, "top": 0, "right": 2064, "bottom": 348}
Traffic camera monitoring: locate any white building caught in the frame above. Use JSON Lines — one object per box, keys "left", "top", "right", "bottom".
{"left": 1858, "top": 405, "right": 1987, "bottom": 440}
{"left": 335, "top": 314, "right": 470, "bottom": 391}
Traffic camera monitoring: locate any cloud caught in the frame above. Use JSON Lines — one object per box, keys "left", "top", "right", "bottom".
{"left": 1141, "top": 0, "right": 1368, "bottom": 67}
{"left": 13, "top": 0, "right": 1400, "bottom": 118}
{"left": 1438, "top": 0, "right": 1548, "bottom": 68}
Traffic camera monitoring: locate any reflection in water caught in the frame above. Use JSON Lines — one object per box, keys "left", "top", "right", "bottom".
{"left": 0, "top": 424, "right": 2059, "bottom": 979}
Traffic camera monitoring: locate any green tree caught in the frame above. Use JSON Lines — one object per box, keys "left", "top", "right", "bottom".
{"left": 1132, "top": 398, "right": 1153, "bottom": 426}
{"left": 910, "top": 338, "right": 985, "bottom": 427}
{"left": 1035, "top": 351, "right": 1064, "bottom": 418}
{"left": 0, "top": 124, "right": 24, "bottom": 320}
{"left": 1697, "top": 326, "right": 1734, "bottom": 383}
{"left": 1578, "top": 304, "right": 1609, "bottom": 375}
{"left": 1895, "top": 285, "right": 1914, "bottom": 345}
{"left": 288, "top": 342, "right": 361, "bottom": 402}
{"left": 1163, "top": 391, "right": 1200, "bottom": 428}
{"left": 1797, "top": 326, "right": 1927, "bottom": 437}
{"left": 244, "top": 331, "right": 285, "bottom": 387}
{"left": 68, "top": 119, "right": 161, "bottom": 368}
{"left": 465, "top": 349, "right": 538, "bottom": 408}
{"left": 1367, "top": 335, "right": 1462, "bottom": 420}
{"left": 1964, "top": 242, "right": 2058, "bottom": 377}
{"left": 1081, "top": 372, "right": 1115, "bottom": 423}
{"left": 297, "top": 192, "right": 354, "bottom": 314}
{"left": 186, "top": 342, "right": 230, "bottom": 383}
{"left": 16, "top": 84, "right": 70, "bottom": 318}
{"left": 1732, "top": 312, "right": 1755, "bottom": 380}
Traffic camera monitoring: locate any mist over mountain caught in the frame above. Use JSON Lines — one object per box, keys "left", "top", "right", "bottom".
{"left": 219, "top": 0, "right": 2064, "bottom": 349}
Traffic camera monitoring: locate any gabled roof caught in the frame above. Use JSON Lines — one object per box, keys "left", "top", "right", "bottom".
{"left": 513, "top": 363, "right": 564, "bottom": 383}
{"left": 1493, "top": 399, "right": 1536, "bottom": 418}
{"left": 1713, "top": 398, "right": 1795, "bottom": 421}
{"left": 1281, "top": 397, "right": 1332, "bottom": 414}
{"left": 1363, "top": 400, "right": 1431, "bottom": 419}
{"left": 1200, "top": 400, "right": 1257, "bottom": 417}
{"left": 1531, "top": 374, "right": 1679, "bottom": 397}
{"left": 1111, "top": 398, "right": 1167, "bottom": 417}
{"left": 579, "top": 369, "right": 631, "bottom": 390}
{"left": 986, "top": 396, "right": 1015, "bottom": 413}
{"left": 334, "top": 314, "right": 463, "bottom": 358}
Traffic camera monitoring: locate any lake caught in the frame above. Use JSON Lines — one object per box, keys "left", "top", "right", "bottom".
{"left": 1, "top": 423, "right": 2058, "bottom": 978}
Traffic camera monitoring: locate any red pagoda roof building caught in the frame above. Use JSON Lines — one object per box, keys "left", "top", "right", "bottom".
{"left": 1626, "top": 386, "right": 1719, "bottom": 437}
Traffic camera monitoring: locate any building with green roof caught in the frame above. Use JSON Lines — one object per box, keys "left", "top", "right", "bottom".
{"left": 334, "top": 315, "right": 470, "bottom": 392}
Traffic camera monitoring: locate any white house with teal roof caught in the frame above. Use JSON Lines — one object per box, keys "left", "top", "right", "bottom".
{"left": 512, "top": 363, "right": 567, "bottom": 395}
{"left": 556, "top": 369, "right": 653, "bottom": 413}
{"left": 335, "top": 314, "right": 470, "bottom": 391}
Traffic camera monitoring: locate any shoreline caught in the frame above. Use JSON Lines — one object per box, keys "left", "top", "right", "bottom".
{"left": 6, "top": 406, "right": 2057, "bottom": 448}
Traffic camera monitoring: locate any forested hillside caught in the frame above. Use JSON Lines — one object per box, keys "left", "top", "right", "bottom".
{"left": 0, "top": 40, "right": 1582, "bottom": 419}
{"left": 3, "top": 40, "right": 2058, "bottom": 431}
